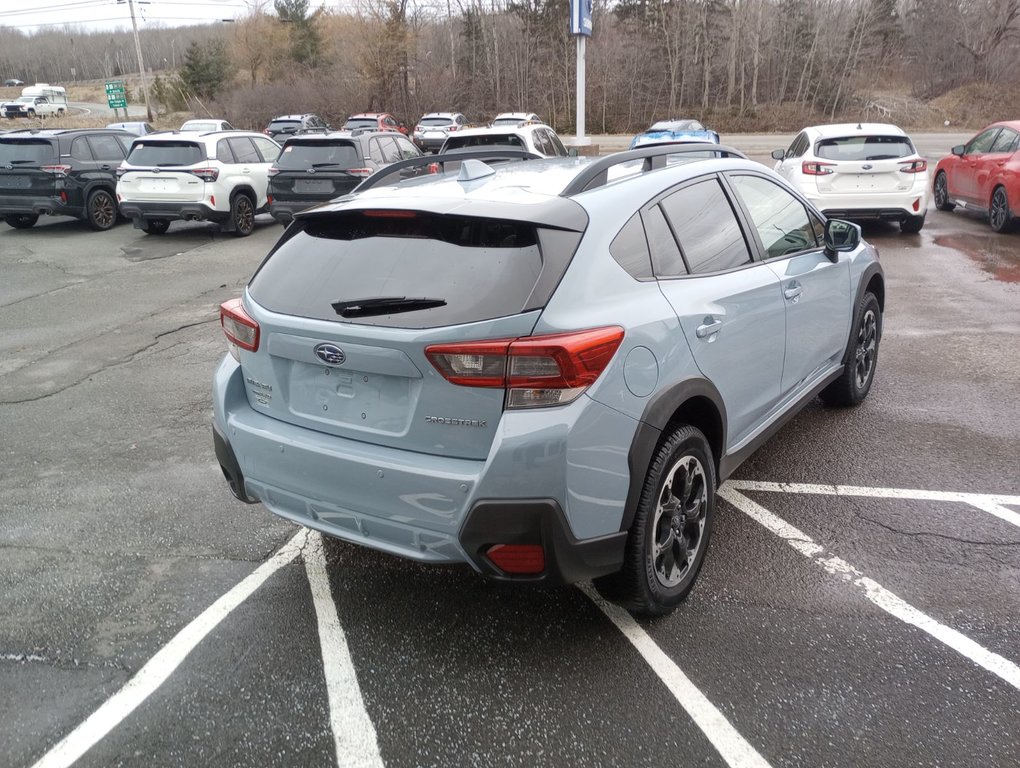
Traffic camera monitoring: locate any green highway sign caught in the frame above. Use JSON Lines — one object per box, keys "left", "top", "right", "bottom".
{"left": 108, "top": 98, "right": 127, "bottom": 109}
{"left": 105, "top": 80, "right": 125, "bottom": 94}
{"left": 106, "top": 80, "right": 128, "bottom": 109}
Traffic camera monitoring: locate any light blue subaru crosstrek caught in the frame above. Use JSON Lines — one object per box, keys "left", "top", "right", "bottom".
{"left": 213, "top": 145, "right": 884, "bottom": 616}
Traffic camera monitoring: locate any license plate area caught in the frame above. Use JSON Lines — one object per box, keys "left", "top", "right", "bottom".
{"left": 295, "top": 179, "right": 333, "bottom": 194}
{"left": 0, "top": 175, "right": 30, "bottom": 189}
{"left": 285, "top": 361, "right": 414, "bottom": 434}
{"left": 139, "top": 177, "right": 178, "bottom": 193}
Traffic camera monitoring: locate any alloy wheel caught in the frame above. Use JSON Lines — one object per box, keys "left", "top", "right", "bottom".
{"left": 651, "top": 455, "right": 708, "bottom": 588}
{"left": 91, "top": 192, "right": 116, "bottom": 229}
{"left": 854, "top": 309, "right": 878, "bottom": 391}
{"left": 990, "top": 188, "right": 1009, "bottom": 231}
{"left": 235, "top": 196, "right": 254, "bottom": 235}
{"left": 934, "top": 174, "right": 948, "bottom": 208}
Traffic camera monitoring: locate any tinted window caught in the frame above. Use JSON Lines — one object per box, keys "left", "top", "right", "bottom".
{"left": 0, "top": 139, "right": 56, "bottom": 164}
{"left": 275, "top": 141, "right": 361, "bottom": 170}
{"left": 70, "top": 137, "right": 93, "bottom": 161}
{"left": 966, "top": 128, "right": 1000, "bottom": 154}
{"left": 729, "top": 175, "right": 820, "bottom": 259}
{"left": 344, "top": 119, "right": 378, "bottom": 130}
{"left": 394, "top": 136, "right": 421, "bottom": 159}
{"left": 250, "top": 212, "right": 571, "bottom": 329}
{"left": 660, "top": 179, "right": 751, "bottom": 274}
{"left": 87, "top": 134, "right": 126, "bottom": 161}
{"left": 443, "top": 133, "right": 525, "bottom": 151}
{"left": 182, "top": 121, "right": 219, "bottom": 132}
{"left": 547, "top": 131, "right": 568, "bottom": 156}
{"left": 420, "top": 117, "right": 453, "bottom": 127}
{"left": 252, "top": 136, "right": 281, "bottom": 162}
{"left": 227, "top": 137, "right": 261, "bottom": 164}
{"left": 268, "top": 120, "right": 301, "bottom": 133}
{"left": 128, "top": 141, "right": 204, "bottom": 166}
{"left": 989, "top": 128, "right": 1018, "bottom": 153}
{"left": 375, "top": 136, "right": 401, "bottom": 163}
{"left": 216, "top": 139, "right": 236, "bottom": 163}
{"left": 643, "top": 204, "right": 686, "bottom": 277}
{"left": 786, "top": 132, "right": 807, "bottom": 159}
{"left": 815, "top": 135, "right": 914, "bottom": 161}
{"left": 533, "top": 130, "right": 554, "bottom": 156}
{"left": 610, "top": 213, "right": 653, "bottom": 279}
{"left": 368, "top": 138, "right": 386, "bottom": 164}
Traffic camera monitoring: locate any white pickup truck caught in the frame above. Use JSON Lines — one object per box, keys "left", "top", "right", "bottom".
{"left": 1, "top": 84, "right": 68, "bottom": 119}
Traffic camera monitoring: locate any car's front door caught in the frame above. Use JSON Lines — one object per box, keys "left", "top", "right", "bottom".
{"left": 727, "top": 173, "right": 852, "bottom": 397}
{"left": 973, "top": 127, "right": 1019, "bottom": 207}
{"left": 955, "top": 127, "right": 1001, "bottom": 202}
{"left": 650, "top": 175, "right": 786, "bottom": 449}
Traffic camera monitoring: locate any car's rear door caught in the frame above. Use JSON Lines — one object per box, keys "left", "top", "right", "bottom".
{"left": 650, "top": 175, "right": 786, "bottom": 449}
{"left": 726, "top": 172, "right": 851, "bottom": 397}
{"left": 227, "top": 136, "right": 267, "bottom": 203}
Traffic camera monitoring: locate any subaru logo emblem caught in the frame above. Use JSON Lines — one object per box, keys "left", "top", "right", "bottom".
{"left": 307, "top": 168, "right": 316, "bottom": 174}
{"left": 4, "top": 164, "right": 11, "bottom": 170}
{"left": 861, "top": 164, "right": 873, "bottom": 170}
{"left": 152, "top": 167, "right": 161, "bottom": 174}
{"left": 314, "top": 343, "right": 346, "bottom": 365}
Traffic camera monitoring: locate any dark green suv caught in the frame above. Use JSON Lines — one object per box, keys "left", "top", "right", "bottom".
{"left": 0, "top": 128, "right": 134, "bottom": 231}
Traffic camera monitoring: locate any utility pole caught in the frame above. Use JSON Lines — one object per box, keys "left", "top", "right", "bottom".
{"left": 125, "top": 0, "right": 154, "bottom": 122}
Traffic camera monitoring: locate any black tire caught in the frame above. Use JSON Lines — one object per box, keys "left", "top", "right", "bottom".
{"left": 933, "top": 172, "right": 955, "bottom": 211}
{"left": 26, "top": 109, "right": 35, "bottom": 117}
{"left": 141, "top": 219, "right": 170, "bottom": 235}
{"left": 900, "top": 214, "right": 925, "bottom": 234}
{"left": 989, "top": 186, "right": 1015, "bottom": 233}
{"left": 819, "top": 291, "right": 881, "bottom": 407}
{"left": 593, "top": 425, "right": 715, "bottom": 617}
{"left": 4, "top": 213, "right": 38, "bottom": 229}
{"left": 230, "top": 193, "right": 255, "bottom": 237}
{"left": 85, "top": 189, "right": 117, "bottom": 231}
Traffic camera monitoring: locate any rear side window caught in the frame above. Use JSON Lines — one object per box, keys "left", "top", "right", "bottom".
{"left": 249, "top": 211, "right": 577, "bottom": 329}
{"left": 659, "top": 178, "right": 751, "bottom": 274}
{"left": 277, "top": 141, "right": 360, "bottom": 170}
{"left": 815, "top": 135, "right": 914, "bottom": 161}
{"left": 128, "top": 141, "right": 203, "bottom": 166}
{"left": 88, "top": 134, "right": 126, "bottom": 162}
{"left": 227, "top": 137, "right": 261, "bottom": 164}
{"left": 0, "top": 139, "right": 56, "bottom": 164}
{"left": 610, "top": 213, "right": 653, "bottom": 280}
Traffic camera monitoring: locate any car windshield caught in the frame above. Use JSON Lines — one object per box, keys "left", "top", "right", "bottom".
{"left": 182, "top": 122, "right": 219, "bottom": 132}
{"left": 15, "top": 96, "right": 35, "bottom": 103}
{"left": 268, "top": 120, "right": 302, "bottom": 132}
{"left": 126, "top": 141, "right": 204, "bottom": 167}
{"left": 647, "top": 120, "right": 703, "bottom": 132}
{"left": 344, "top": 119, "right": 377, "bottom": 130}
{"left": 420, "top": 117, "right": 453, "bottom": 127}
{"left": 815, "top": 135, "right": 914, "bottom": 161}
{"left": 444, "top": 134, "right": 524, "bottom": 150}
{"left": 275, "top": 141, "right": 360, "bottom": 170}
{"left": 0, "top": 138, "right": 56, "bottom": 164}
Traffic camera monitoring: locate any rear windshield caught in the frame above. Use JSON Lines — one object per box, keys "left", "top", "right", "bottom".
{"left": 815, "top": 136, "right": 914, "bottom": 161}
{"left": 444, "top": 134, "right": 524, "bottom": 151}
{"left": 0, "top": 138, "right": 56, "bottom": 164}
{"left": 492, "top": 118, "right": 522, "bottom": 126}
{"left": 249, "top": 210, "right": 575, "bottom": 328}
{"left": 420, "top": 117, "right": 453, "bottom": 127}
{"left": 269, "top": 120, "right": 301, "bottom": 132}
{"left": 181, "top": 121, "right": 219, "bottom": 132}
{"left": 276, "top": 140, "right": 360, "bottom": 170}
{"left": 343, "top": 119, "right": 377, "bottom": 130}
{"left": 127, "top": 141, "right": 204, "bottom": 167}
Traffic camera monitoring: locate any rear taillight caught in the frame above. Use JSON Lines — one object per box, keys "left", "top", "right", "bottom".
{"left": 415, "top": 124, "right": 423, "bottom": 132}
{"left": 899, "top": 159, "right": 927, "bottom": 173}
{"left": 344, "top": 168, "right": 373, "bottom": 177}
{"left": 267, "top": 167, "right": 279, "bottom": 177}
{"left": 41, "top": 164, "right": 71, "bottom": 177}
{"left": 425, "top": 326, "right": 624, "bottom": 409}
{"left": 190, "top": 167, "right": 219, "bottom": 182}
{"left": 220, "top": 298, "right": 260, "bottom": 360}
{"left": 802, "top": 161, "right": 834, "bottom": 176}
{"left": 447, "top": 125, "right": 459, "bottom": 132}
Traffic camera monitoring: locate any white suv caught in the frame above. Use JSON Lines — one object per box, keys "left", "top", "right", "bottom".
{"left": 116, "top": 131, "right": 281, "bottom": 236}
{"left": 440, "top": 122, "right": 569, "bottom": 158}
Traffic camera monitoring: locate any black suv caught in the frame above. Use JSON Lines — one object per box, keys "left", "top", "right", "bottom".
{"left": 264, "top": 114, "right": 331, "bottom": 141}
{"left": 0, "top": 128, "right": 134, "bottom": 230}
{"left": 267, "top": 130, "right": 421, "bottom": 223}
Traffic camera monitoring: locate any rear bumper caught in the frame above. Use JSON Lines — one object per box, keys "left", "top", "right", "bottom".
{"left": 119, "top": 200, "right": 225, "bottom": 224}
{"left": 806, "top": 189, "right": 929, "bottom": 220}
{"left": 0, "top": 194, "right": 78, "bottom": 218}
{"left": 211, "top": 355, "right": 633, "bottom": 584}
{"left": 269, "top": 200, "right": 315, "bottom": 222}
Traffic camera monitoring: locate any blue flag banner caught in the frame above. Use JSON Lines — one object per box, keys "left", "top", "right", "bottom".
{"left": 570, "top": 0, "right": 593, "bottom": 36}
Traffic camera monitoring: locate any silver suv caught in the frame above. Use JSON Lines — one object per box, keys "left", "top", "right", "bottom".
{"left": 212, "top": 146, "right": 884, "bottom": 616}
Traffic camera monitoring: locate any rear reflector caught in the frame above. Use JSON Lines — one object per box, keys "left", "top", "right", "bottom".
{"left": 426, "top": 326, "right": 624, "bottom": 409}
{"left": 220, "top": 298, "right": 260, "bottom": 354}
{"left": 486, "top": 544, "right": 545, "bottom": 574}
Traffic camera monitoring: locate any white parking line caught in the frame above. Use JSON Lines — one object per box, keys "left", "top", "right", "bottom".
{"left": 304, "top": 532, "right": 384, "bottom": 768}
{"left": 30, "top": 529, "right": 309, "bottom": 768}
{"left": 727, "top": 480, "right": 1020, "bottom": 529}
{"left": 718, "top": 485, "right": 1020, "bottom": 691}
{"left": 579, "top": 584, "right": 774, "bottom": 768}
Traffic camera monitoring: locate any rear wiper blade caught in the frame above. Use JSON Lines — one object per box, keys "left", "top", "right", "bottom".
{"left": 332, "top": 296, "right": 447, "bottom": 318}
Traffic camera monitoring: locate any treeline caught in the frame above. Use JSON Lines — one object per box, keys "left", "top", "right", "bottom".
{"left": 2, "top": 0, "right": 1019, "bottom": 132}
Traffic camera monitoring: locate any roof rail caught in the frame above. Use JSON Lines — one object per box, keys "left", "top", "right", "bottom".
{"left": 560, "top": 142, "right": 748, "bottom": 196}
{"left": 354, "top": 148, "right": 542, "bottom": 192}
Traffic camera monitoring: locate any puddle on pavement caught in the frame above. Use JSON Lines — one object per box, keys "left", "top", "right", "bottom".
{"left": 933, "top": 232, "right": 1020, "bottom": 283}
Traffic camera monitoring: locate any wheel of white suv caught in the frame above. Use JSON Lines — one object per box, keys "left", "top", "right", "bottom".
{"left": 141, "top": 219, "right": 170, "bottom": 235}
{"left": 4, "top": 214, "right": 38, "bottom": 229}
{"left": 594, "top": 424, "right": 716, "bottom": 617}
{"left": 900, "top": 214, "right": 924, "bottom": 234}
{"left": 819, "top": 291, "right": 881, "bottom": 407}
{"left": 85, "top": 189, "right": 117, "bottom": 231}
{"left": 230, "top": 193, "right": 255, "bottom": 237}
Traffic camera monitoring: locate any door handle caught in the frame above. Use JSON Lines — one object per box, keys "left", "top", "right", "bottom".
{"left": 784, "top": 284, "right": 804, "bottom": 301}
{"left": 242, "top": 168, "right": 251, "bottom": 173}
{"left": 695, "top": 318, "right": 723, "bottom": 339}
{"left": 100, "top": 165, "right": 111, "bottom": 170}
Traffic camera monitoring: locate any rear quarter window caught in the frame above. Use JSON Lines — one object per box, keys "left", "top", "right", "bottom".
{"left": 249, "top": 211, "right": 580, "bottom": 329}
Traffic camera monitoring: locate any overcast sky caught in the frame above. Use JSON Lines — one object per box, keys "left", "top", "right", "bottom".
{"left": 0, "top": 0, "right": 251, "bottom": 33}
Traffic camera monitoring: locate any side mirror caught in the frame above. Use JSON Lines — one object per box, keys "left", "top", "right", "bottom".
{"left": 771, "top": 149, "right": 786, "bottom": 160}
{"left": 951, "top": 144, "right": 965, "bottom": 157}
{"left": 568, "top": 148, "right": 579, "bottom": 157}
{"left": 823, "top": 219, "right": 861, "bottom": 261}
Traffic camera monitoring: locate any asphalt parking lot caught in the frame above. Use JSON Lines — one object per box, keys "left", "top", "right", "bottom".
{"left": 2, "top": 137, "right": 1019, "bottom": 768}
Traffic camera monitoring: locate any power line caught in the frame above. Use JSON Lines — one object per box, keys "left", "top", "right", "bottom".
{"left": 0, "top": 0, "right": 112, "bottom": 18}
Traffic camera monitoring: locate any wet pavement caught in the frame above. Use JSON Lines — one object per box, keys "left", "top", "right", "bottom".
{"left": 1, "top": 154, "right": 1018, "bottom": 768}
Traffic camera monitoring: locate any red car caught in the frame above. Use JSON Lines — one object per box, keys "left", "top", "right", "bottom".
{"left": 933, "top": 120, "right": 1020, "bottom": 232}
{"left": 342, "top": 112, "right": 408, "bottom": 135}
